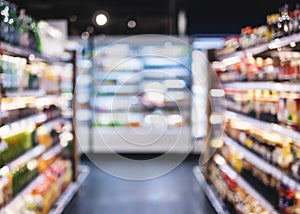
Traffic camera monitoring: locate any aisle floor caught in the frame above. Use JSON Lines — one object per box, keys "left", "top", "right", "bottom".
{"left": 63, "top": 154, "right": 215, "bottom": 214}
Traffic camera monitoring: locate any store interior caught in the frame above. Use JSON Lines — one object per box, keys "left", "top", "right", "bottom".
{"left": 1, "top": 0, "right": 300, "bottom": 214}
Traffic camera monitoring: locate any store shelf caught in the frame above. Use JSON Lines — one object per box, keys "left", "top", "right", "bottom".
{"left": 38, "top": 117, "right": 65, "bottom": 130}
{"left": 40, "top": 144, "right": 63, "bottom": 161}
{"left": 216, "top": 33, "right": 300, "bottom": 60}
{"left": 0, "top": 144, "right": 65, "bottom": 213}
{"left": 94, "top": 95, "right": 140, "bottom": 100}
{"left": 1, "top": 164, "right": 89, "bottom": 214}
{"left": 193, "top": 166, "right": 230, "bottom": 214}
{"left": 1, "top": 95, "right": 62, "bottom": 112}
{"left": 0, "top": 113, "right": 47, "bottom": 127}
{"left": 94, "top": 108, "right": 142, "bottom": 113}
{"left": 4, "top": 89, "right": 46, "bottom": 98}
{"left": 94, "top": 71, "right": 142, "bottom": 84}
{"left": 224, "top": 136, "right": 300, "bottom": 192}
{"left": 7, "top": 144, "right": 46, "bottom": 170}
{"left": 223, "top": 82, "right": 300, "bottom": 92}
{"left": 92, "top": 126, "right": 191, "bottom": 153}
{"left": 0, "top": 16, "right": 78, "bottom": 214}
{"left": 0, "top": 114, "right": 64, "bottom": 141}
{"left": 7, "top": 143, "right": 63, "bottom": 171}
{"left": 225, "top": 110, "right": 300, "bottom": 143}
{"left": 49, "top": 165, "right": 90, "bottom": 214}
{"left": 214, "top": 154, "right": 277, "bottom": 213}
{"left": 94, "top": 85, "right": 140, "bottom": 95}
{"left": 87, "top": 39, "right": 192, "bottom": 153}
{"left": 0, "top": 171, "right": 45, "bottom": 213}
{"left": 142, "top": 68, "right": 190, "bottom": 79}
{"left": 0, "top": 41, "right": 61, "bottom": 63}
{"left": 35, "top": 94, "right": 62, "bottom": 103}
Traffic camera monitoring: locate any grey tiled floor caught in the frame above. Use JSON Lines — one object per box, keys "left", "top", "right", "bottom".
{"left": 63, "top": 154, "right": 215, "bottom": 214}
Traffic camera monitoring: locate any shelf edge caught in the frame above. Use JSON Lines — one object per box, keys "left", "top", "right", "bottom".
{"left": 48, "top": 165, "right": 90, "bottom": 214}
{"left": 225, "top": 110, "right": 300, "bottom": 143}
{"left": 193, "top": 166, "right": 229, "bottom": 214}
{"left": 224, "top": 135, "right": 300, "bottom": 192}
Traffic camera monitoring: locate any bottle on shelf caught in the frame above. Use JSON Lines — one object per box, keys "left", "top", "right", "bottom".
{"left": 18, "top": 9, "right": 29, "bottom": 48}
{"left": 0, "top": 0, "right": 41, "bottom": 52}
{"left": 0, "top": 1, "right": 18, "bottom": 45}
{"left": 292, "top": 4, "right": 300, "bottom": 34}
{"left": 278, "top": 4, "right": 293, "bottom": 37}
{"left": 267, "top": 13, "right": 280, "bottom": 40}
{"left": 0, "top": 173, "right": 12, "bottom": 209}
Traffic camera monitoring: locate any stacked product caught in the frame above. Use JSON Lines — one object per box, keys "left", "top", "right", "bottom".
{"left": 195, "top": 4, "right": 300, "bottom": 214}
{"left": 218, "top": 4, "right": 300, "bottom": 56}
{"left": 3, "top": 158, "right": 72, "bottom": 213}
{"left": 0, "top": 1, "right": 79, "bottom": 212}
{"left": 0, "top": 0, "right": 41, "bottom": 52}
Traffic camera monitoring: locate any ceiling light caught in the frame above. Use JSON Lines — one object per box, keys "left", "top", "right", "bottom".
{"left": 81, "top": 31, "right": 89, "bottom": 40}
{"left": 127, "top": 20, "right": 136, "bottom": 29}
{"left": 92, "top": 10, "right": 109, "bottom": 27}
{"left": 86, "top": 26, "right": 94, "bottom": 34}
{"left": 70, "top": 15, "right": 77, "bottom": 22}
{"left": 96, "top": 13, "right": 108, "bottom": 26}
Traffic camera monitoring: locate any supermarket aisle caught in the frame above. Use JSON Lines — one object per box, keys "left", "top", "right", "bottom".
{"left": 63, "top": 154, "right": 215, "bottom": 214}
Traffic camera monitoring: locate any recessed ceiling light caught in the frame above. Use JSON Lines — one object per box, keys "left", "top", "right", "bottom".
{"left": 92, "top": 10, "right": 109, "bottom": 27}
{"left": 70, "top": 15, "right": 77, "bottom": 22}
{"left": 87, "top": 26, "right": 94, "bottom": 34}
{"left": 96, "top": 14, "right": 107, "bottom": 26}
{"left": 81, "top": 31, "right": 89, "bottom": 40}
{"left": 127, "top": 20, "right": 136, "bottom": 29}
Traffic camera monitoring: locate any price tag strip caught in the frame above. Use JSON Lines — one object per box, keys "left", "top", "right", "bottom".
{"left": 225, "top": 111, "right": 300, "bottom": 143}
{"left": 192, "top": 166, "right": 230, "bottom": 214}
{"left": 224, "top": 136, "right": 300, "bottom": 192}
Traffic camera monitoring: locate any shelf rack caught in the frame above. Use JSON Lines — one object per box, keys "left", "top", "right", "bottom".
{"left": 214, "top": 154, "right": 277, "bottom": 213}
{"left": 193, "top": 166, "right": 230, "bottom": 214}
{"left": 0, "top": 39, "right": 84, "bottom": 213}
{"left": 0, "top": 41, "right": 66, "bottom": 63}
{"left": 200, "top": 29, "right": 300, "bottom": 214}
{"left": 1, "top": 164, "right": 90, "bottom": 214}
{"left": 225, "top": 110, "right": 300, "bottom": 144}
{"left": 223, "top": 82, "right": 300, "bottom": 93}
{"left": 88, "top": 37, "right": 193, "bottom": 153}
{"left": 216, "top": 33, "right": 300, "bottom": 61}
{"left": 0, "top": 144, "right": 63, "bottom": 212}
{"left": 223, "top": 135, "right": 300, "bottom": 192}
{"left": 49, "top": 165, "right": 90, "bottom": 214}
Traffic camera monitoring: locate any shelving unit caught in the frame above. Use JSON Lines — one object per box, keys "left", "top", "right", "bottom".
{"left": 49, "top": 165, "right": 90, "bottom": 214}
{"left": 196, "top": 22, "right": 300, "bottom": 213}
{"left": 193, "top": 166, "right": 230, "bottom": 214}
{"left": 223, "top": 136, "right": 300, "bottom": 192}
{"left": 216, "top": 33, "right": 300, "bottom": 61}
{"left": 213, "top": 154, "right": 277, "bottom": 213}
{"left": 0, "top": 40, "right": 88, "bottom": 213}
{"left": 0, "top": 41, "right": 61, "bottom": 63}
{"left": 223, "top": 82, "right": 300, "bottom": 93}
{"left": 88, "top": 36, "right": 192, "bottom": 153}
{"left": 225, "top": 110, "right": 300, "bottom": 143}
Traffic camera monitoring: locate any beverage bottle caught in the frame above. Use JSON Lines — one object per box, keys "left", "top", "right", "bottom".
{"left": 0, "top": 0, "right": 9, "bottom": 42}
{"left": 279, "top": 4, "right": 293, "bottom": 36}
{"left": 26, "top": 15, "right": 41, "bottom": 52}
{"left": 293, "top": 4, "right": 300, "bottom": 33}
{"left": 18, "top": 9, "right": 29, "bottom": 48}
{"left": 9, "top": 2, "right": 19, "bottom": 45}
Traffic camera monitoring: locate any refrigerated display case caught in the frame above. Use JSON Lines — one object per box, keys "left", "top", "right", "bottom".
{"left": 89, "top": 35, "right": 193, "bottom": 153}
